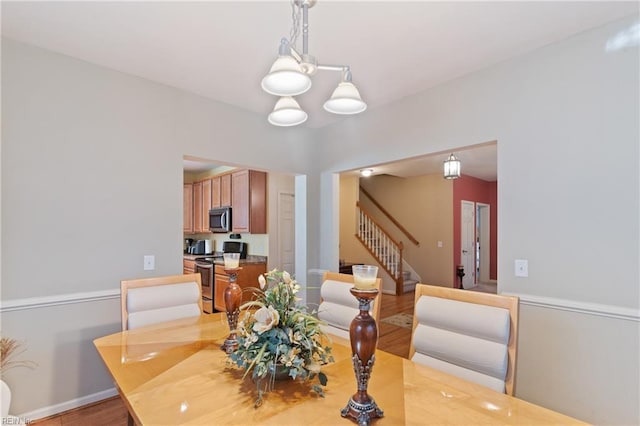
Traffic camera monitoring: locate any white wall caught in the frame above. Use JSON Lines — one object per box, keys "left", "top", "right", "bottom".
{"left": 313, "top": 16, "right": 639, "bottom": 425}
{"left": 2, "top": 13, "right": 639, "bottom": 424}
{"left": 0, "top": 38, "right": 312, "bottom": 416}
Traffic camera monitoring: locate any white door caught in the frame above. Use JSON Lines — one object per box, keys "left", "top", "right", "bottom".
{"left": 477, "top": 203, "right": 491, "bottom": 283}
{"left": 278, "top": 192, "right": 295, "bottom": 273}
{"left": 461, "top": 200, "right": 476, "bottom": 289}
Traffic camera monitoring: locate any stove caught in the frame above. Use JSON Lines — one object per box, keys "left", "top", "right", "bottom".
{"left": 194, "top": 241, "right": 249, "bottom": 314}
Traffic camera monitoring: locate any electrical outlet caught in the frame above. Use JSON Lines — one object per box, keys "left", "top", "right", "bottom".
{"left": 144, "top": 255, "right": 155, "bottom": 271}
{"left": 515, "top": 259, "right": 528, "bottom": 277}
{"left": 437, "top": 241, "right": 443, "bottom": 248}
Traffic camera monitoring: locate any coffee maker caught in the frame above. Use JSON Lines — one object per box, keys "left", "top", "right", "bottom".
{"left": 184, "top": 238, "right": 194, "bottom": 254}
{"left": 192, "top": 239, "right": 213, "bottom": 255}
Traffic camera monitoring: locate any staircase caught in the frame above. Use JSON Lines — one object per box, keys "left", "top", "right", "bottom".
{"left": 356, "top": 203, "right": 405, "bottom": 294}
{"left": 402, "top": 271, "right": 419, "bottom": 293}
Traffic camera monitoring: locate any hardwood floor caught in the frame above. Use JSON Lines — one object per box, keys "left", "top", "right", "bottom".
{"left": 377, "top": 291, "right": 415, "bottom": 358}
{"left": 31, "top": 292, "right": 416, "bottom": 425}
{"left": 31, "top": 397, "right": 128, "bottom": 426}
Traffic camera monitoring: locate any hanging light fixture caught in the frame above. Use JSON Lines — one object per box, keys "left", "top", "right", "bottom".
{"left": 268, "top": 96, "right": 308, "bottom": 127}
{"left": 443, "top": 154, "right": 461, "bottom": 179}
{"left": 262, "top": 0, "right": 366, "bottom": 126}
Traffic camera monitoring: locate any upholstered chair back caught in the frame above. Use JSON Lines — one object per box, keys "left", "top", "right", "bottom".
{"left": 318, "top": 271, "right": 382, "bottom": 340}
{"left": 121, "top": 274, "right": 203, "bottom": 331}
{"left": 409, "top": 284, "right": 519, "bottom": 395}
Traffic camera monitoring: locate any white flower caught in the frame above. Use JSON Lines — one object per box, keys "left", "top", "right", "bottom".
{"left": 243, "top": 332, "right": 258, "bottom": 348}
{"left": 258, "top": 274, "right": 266, "bottom": 290}
{"left": 282, "top": 271, "right": 291, "bottom": 284}
{"left": 253, "top": 306, "right": 280, "bottom": 334}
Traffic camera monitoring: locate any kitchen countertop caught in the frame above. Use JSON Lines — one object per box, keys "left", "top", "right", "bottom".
{"left": 183, "top": 253, "right": 267, "bottom": 264}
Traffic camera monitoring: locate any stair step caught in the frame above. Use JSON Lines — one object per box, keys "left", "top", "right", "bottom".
{"left": 403, "top": 279, "right": 419, "bottom": 293}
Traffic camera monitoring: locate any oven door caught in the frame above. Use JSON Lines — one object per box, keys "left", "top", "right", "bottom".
{"left": 195, "top": 261, "right": 214, "bottom": 313}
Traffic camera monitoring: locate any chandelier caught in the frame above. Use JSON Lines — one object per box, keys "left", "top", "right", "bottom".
{"left": 443, "top": 153, "right": 461, "bottom": 179}
{"left": 262, "top": 0, "right": 367, "bottom": 126}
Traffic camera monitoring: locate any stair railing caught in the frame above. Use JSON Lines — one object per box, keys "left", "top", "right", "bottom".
{"left": 360, "top": 186, "right": 420, "bottom": 246}
{"left": 356, "top": 201, "right": 404, "bottom": 295}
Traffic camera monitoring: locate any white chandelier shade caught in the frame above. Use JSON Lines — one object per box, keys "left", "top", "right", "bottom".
{"left": 323, "top": 80, "right": 367, "bottom": 115}
{"left": 268, "top": 96, "right": 308, "bottom": 127}
{"left": 261, "top": 53, "right": 312, "bottom": 96}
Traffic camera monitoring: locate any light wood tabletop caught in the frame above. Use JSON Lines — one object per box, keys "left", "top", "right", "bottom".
{"left": 94, "top": 313, "right": 585, "bottom": 425}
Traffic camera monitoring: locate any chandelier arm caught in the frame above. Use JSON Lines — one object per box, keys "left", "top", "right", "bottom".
{"left": 289, "top": 46, "right": 302, "bottom": 62}
{"left": 317, "top": 64, "right": 349, "bottom": 72}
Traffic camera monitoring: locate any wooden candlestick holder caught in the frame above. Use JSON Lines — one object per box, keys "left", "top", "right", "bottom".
{"left": 341, "top": 287, "right": 384, "bottom": 425}
{"left": 221, "top": 267, "right": 242, "bottom": 354}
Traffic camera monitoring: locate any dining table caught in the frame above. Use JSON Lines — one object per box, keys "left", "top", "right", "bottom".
{"left": 94, "top": 312, "right": 585, "bottom": 425}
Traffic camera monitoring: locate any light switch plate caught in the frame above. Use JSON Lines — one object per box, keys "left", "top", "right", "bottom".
{"left": 144, "top": 255, "right": 155, "bottom": 271}
{"left": 515, "top": 259, "right": 528, "bottom": 277}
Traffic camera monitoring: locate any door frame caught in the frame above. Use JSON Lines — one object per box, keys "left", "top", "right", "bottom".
{"left": 476, "top": 202, "right": 491, "bottom": 283}
{"left": 461, "top": 200, "right": 476, "bottom": 289}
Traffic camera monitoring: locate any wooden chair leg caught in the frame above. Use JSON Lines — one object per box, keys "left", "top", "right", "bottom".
{"left": 127, "top": 412, "right": 135, "bottom": 426}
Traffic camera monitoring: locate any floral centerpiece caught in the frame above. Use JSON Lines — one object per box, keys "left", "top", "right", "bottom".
{"left": 228, "top": 269, "right": 334, "bottom": 407}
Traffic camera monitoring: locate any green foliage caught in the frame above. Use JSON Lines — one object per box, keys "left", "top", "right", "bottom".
{"left": 228, "top": 269, "right": 334, "bottom": 406}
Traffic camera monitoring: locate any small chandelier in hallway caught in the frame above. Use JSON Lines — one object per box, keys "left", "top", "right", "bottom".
{"left": 443, "top": 153, "right": 461, "bottom": 180}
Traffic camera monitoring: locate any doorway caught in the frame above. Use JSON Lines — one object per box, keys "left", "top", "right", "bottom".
{"left": 278, "top": 192, "right": 295, "bottom": 273}
{"left": 461, "top": 200, "right": 476, "bottom": 289}
{"left": 476, "top": 203, "right": 491, "bottom": 283}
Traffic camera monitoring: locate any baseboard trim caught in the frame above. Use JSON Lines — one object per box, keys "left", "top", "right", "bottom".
{"left": 0, "top": 289, "right": 120, "bottom": 313}
{"left": 504, "top": 292, "right": 640, "bottom": 322}
{"left": 17, "top": 388, "right": 118, "bottom": 420}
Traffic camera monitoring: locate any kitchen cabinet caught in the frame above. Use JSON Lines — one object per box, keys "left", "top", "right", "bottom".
{"left": 231, "top": 170, "right": 267, "bottom": 234}
{"left": 183, "top": 259, "right": 196, "bottom": 275}
{"left": 183, "top": 183, "right": 193, "bottom": 233}
{"left": 211, "top": 176, "right": 221, "bottom": 209}
{"left": 213, "top": 263, "right": 266, "bottom": 312}
{"left": 193, "top": 181, "right": 203, "bottom": 233}
{"left": 220, "top": 174, "right": 232, "bottom": 207}
{"left": 201, "top": 178, "right": 212, "bottom": 232}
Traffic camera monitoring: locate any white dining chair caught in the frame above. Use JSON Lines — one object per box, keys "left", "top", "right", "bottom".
{"left": 409, "top": 283, "right": 519, "bottom": 395}
{"left": 120, "top": 273, "right": 203, "bottom": 331}
{"left": 120, "top": 273, "right": 203, "bottom": 426}
{"left": 317, "top": 271, "right": 382, "bottom": 340}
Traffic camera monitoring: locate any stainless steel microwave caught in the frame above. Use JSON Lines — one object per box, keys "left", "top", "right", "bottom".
{"left": 209, "top": 207, "right": 231, "bottom": 233}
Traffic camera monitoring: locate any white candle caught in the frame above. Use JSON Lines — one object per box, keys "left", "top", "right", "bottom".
{"left": 352, "top": 265, "right": 378, "bottom": 290}
{"left": 353, "top": 276, "right": 377, "bottom": 290}
{"left": 223, "top": 253, "right": 240, "bottom": 269}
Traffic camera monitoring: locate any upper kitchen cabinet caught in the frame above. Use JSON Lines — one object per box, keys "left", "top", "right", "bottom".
{"left": 211, "top": 176, "right": 221, "bottom": 209}
{"left": 200, "top": 178, "right": 213, "bottom": 233}
{"left": 193, "top": 181, "right": 203, "bottom": 233}
{"left": 183, "top": 183, "right": 193, "bottom": 233}
{"left": 220, "top": 174, "right": 232, "bottom": 207}
{"left": 232, "top": 170, "right": 267, "bottom": 234}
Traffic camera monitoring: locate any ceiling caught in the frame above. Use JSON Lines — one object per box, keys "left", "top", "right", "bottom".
{"left": 354, "top": 142, "right": 498, "bottom": 180}
{"left": 3, "top": 1, "right": 637, "bottom": 180}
